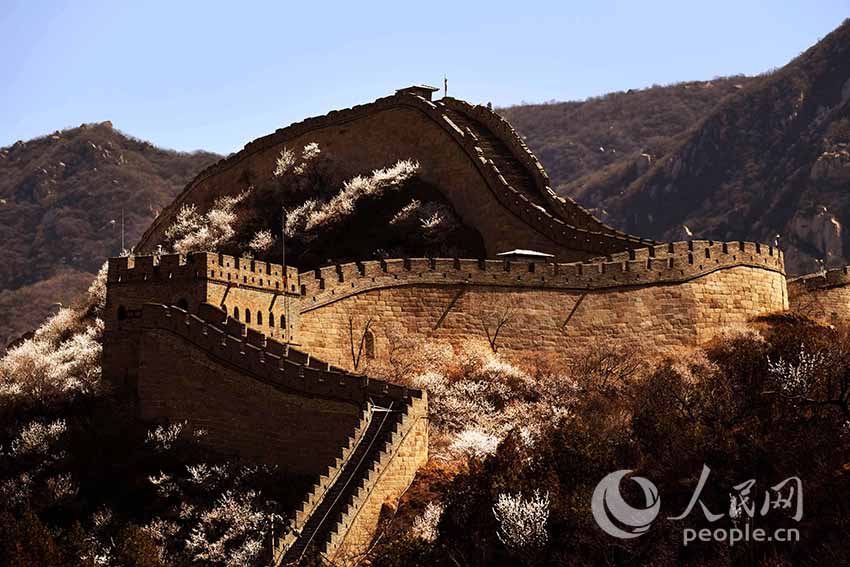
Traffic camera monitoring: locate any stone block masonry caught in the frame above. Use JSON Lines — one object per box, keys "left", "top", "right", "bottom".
{"left": 135, "top": 88, "right": 654, "bottom": 262}
{"left": 103, "top": 298, "right": 427, "bottom": 563}
{"left": 295, "top": 241, "right": 788, "bottom": 369}
{"left": 99, "top": 88, "right": 824, "bottom": 563}
{"left": 788, "top": 266, "right": 850, "bottom": 322}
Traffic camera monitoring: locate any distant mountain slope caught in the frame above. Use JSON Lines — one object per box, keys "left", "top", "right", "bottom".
{"left": 506, "top": 19, "right": 850, "bottom": 275}
{"left": 498, "top": 76, "right": 752, "bottom": 193}
{"left": 0, "top": 122, "right": 220, "bottom": 348}
{"left": 599, "top": 19, "right": 850, "bottom": 275}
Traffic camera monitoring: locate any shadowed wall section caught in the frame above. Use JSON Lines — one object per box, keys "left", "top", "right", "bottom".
{"left": 788, "top": 267, "right": 850, "bottom": 322}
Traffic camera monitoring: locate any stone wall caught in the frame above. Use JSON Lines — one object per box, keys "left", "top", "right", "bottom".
{"left": 137, "top": 328, "right": 361, "bottom": 475}
{"left": 328, "top": 395, "right": 429, "bottom": 563}
{"left": 295, "top": 241, "right": 788, "bottom": 369}
{"left": 106, "top": 252, "right": 300, "bottom": 341}
{"left": 136, "top": 91, "right": 649, "bottom": 262}
{"left": 105, "top": 302, "right": 424, "bottom": 477}
{"left": 788, "top": 266, "right": 850, "bottom": 322}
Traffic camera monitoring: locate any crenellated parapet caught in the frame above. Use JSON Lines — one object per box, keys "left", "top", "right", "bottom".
{"left": 440, "top": 97, "right": 633, "bottom": 239}
{"left": 297, "top": 240, "right": 784, "bottom": 311}
{"left": 131, "top": 302, "right": 417, "bottom": 404}
{"left": 136, "top": 88, "right": 652, "bottom": 260}
{"left": 787, "top": 266, "right": 850, "bottom": 292}
{"left": 787, "top": 266, "right": 850, "bottom": 321}
{"left": 108, "top": 301, "right": 427, "bottom": 564}
{"left": 108, "top": 252, "right": 299, "bottom": 294}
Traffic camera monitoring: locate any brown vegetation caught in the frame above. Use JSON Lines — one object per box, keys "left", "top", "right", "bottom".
{"left": 0, "top": 122, "right": 220, "bottom": 350}
{"left": 371, "top": 315, "right": 850, "bottom": 566}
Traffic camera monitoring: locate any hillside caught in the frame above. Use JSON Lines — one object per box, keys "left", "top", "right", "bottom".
{"left": 498, "top": 75, "right": 752, "bottom": 192}
{"left": 505, "top": 20, "right": 850, "bottom": 275}
{"left": 0, "top": 123, "right": 220, "bottom": 348}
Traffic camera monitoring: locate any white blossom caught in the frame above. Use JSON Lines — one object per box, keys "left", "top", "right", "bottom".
{"left": 184, "top": 490, "right": 266, "bottom": 567}
{"left": 390, "top": 199, "right": 422, "bottom": 225}
{"left": 286, "top": 159, "right": 419, "bottom": 235}
{"left": 411, "top": 501, "right": 443, "bottom": 542}
{"left": 449, "top": 428, "right": 499, "bottom": 459}
{"left": 247, "top": 229, "right": 275, "bottom": 254}
{"left": 87, "top": 262, "right": 109, "bottom": 313}
{"left": 767, "top": 345, "right": 824, "bottom": 396}
{"left": 293, "top": 142, "right": 321, "bottom": 175}
{"left": 145, "top": 421, "right": 186, "bottom": 452}
{"left": 273, "top": 148, "right": 296, "bottom": 178}
{"left": 148, "top": 471, "right": 180, "bottom": 499}
{"left": 166, "top": 191, "right": 249, "bottom": 254}
{"left": 11, "top": 419, "right": 66, "bottom": 456}
{"left": 46, "top": 473, "right": 78, "bottom": 501}
{"left": 492, "top": 489, "right": 550, "bottom": 553}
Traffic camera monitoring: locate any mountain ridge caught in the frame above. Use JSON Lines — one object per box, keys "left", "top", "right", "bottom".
{"left": 0, "top": 121, "right": 220, "bottom": 348}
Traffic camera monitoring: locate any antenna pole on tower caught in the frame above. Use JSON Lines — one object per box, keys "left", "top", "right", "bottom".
{"left": 121, "top": 208, "right": 125, "bottom": 252}
{"left": 444, "top": 75, "right": 448, "bottom": 98}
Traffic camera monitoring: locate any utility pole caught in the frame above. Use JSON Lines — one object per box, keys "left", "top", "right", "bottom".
{"left": 121, "top": 208, "right": 125, "bottom": 252}
{"left": 281, "top": 207, "right": 288, "bottom": 343}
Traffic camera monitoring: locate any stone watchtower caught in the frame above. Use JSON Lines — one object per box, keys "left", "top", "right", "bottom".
{"left": 103, "top": 252, "right": 301, "bottom": 393}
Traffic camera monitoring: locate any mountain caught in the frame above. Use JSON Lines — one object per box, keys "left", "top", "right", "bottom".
{"left": 498, "top": 76, "right": 753, "bottom": 192}
{"left": 504, "top": 19, "right": 850, "bottom": 275}
{"left": 0, "top": 122, "right": 220, "bottom": 348}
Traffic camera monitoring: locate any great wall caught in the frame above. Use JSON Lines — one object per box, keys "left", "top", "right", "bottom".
{"left": 102, "top": 86, "right": 850, "bottom": 565}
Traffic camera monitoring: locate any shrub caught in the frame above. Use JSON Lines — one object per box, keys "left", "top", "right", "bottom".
{"left": 410, "top": 501, "right": 443, "bottom": 543}
{"left": 0, "top": 313, "right": 102, "bottom": 407}
{"left": 165, "top": 191, "right": 249, "bottom": 254}
{"left": 286, "top": 159, "right": 419, "bottom": 236}
{"left": 492, "top": 489, "right": 550, "bottom": 554}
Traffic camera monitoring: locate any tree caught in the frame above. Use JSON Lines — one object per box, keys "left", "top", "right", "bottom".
{"left": 346, "top": 310, "right": 375, "bottom": 371}
{"left": 479, "top": 303, "right": 514, "bottom": 353}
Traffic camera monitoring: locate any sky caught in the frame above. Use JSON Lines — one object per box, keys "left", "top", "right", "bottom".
{"left": 1, "top": 1, "right": 848, "bottom": 155}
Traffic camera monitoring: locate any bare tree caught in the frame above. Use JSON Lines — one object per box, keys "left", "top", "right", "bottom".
{"left": 346, "top": 309, "right": 375, "bottom": 371}
{"left": 479, "top": 303, "right": 514, "bottom": 353}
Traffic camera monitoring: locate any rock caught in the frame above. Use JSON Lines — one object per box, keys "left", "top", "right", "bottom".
{"left": 788, "top": 205, "right": 844, "bottom": 266}
{"left": 810, "top": 143, "right": 850, "bottom": 184}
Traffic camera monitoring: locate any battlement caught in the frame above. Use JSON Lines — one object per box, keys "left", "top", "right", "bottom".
{"left": 440, "top": 97, "right": 633, "bottom": 239}
{"left": 296, "top": 240, "right": 784, "bottom": 311}
{"left": 132, "top": 302, "right": 419, "bottom": 405}
{"left": 787, "top": 265, "right": 850, "bottom": 292}
{"left": 136, "top": 88, "right": 652, "bottom": 260}
{"left": 108, "top": 252, "right": 300, "bottom": 294}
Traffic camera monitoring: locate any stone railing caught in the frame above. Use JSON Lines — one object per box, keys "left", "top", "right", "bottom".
{"left": 321, "top": 393, "right": 428, "bottom": 559}
{"left": 269, "top": 405, "right": 373, "bottom": 564}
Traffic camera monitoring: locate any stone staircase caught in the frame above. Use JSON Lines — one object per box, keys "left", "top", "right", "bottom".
{"left": 120, "top": 301, "right": 428, "bottom": 564}
{"left": 278, "top": 402, "right": 408, "bottom": 564}
{"left": 439, "top": 103, "right": 548, "bottom": 210}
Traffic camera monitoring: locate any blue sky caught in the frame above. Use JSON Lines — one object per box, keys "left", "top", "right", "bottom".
{"left": 1, "top": 1, "right": 847, "bottom": 155}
